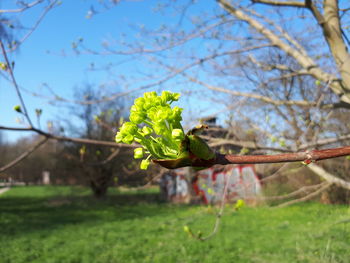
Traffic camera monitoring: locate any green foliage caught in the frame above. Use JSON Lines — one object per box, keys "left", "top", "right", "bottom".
{"left": 115, "top": 91, "right": 183, "bottom": 167}
{"left": 1, "top": 186, "right": 349, "bottom": 263}
{"left": 116, "top": 91, "right": 214, "bottom": 170}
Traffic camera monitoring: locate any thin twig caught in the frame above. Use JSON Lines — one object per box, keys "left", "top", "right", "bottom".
{"left": 275, "top": 182, "right": 331, "bottom": 208}
{"left": 196, "top": 171, "right": 231, "bottom": 241}
{"left": 85, "top": 148, "right": 121, "bottom": 166}
{"left": 0, "top": 41, "right": 33, "bottom": 127}
{"left": 0, "top": 137, "right": 48, "bottom": 173}
{"left": 0, "top": 0, "right": 44, "bottom": 13}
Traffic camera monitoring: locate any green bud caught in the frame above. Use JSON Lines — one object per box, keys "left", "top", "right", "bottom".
{"left": 234, "top": 199, "right": 245, "bottom": 211}
{"left": 208, "top": 188, "right": 214, "bottom": 195}
{"left": 188, "top": 135, "right": 215, "bottom": 160}
{"left": 171, "top": 92, "right": 180, "bottom": 101}
{"left": 134, "top": 137, "right": 142, "bottom": 143}
{"left": 14, "top": 105, "right": 22, "bottom": 113}
{"left": 130, "top": 112, "right": 145, "bottom": 124}
{"left": 156, "top": 106, "right": 171, "bottom": 121}
{"left": 153, "top": 122, "right": 167, "bottom": 135}
{"left": 134, "top": 148, "right": 144, "bottom": 159}
{"left": 115, "top": 132, "right": 123, "bottom": 143}
{"left": 239, "top": 147, "right": 249, "bottom": 155}
{"left": 35, "top": 109, "right": 42, "bottom": 117}
{"left": 279, "top": 139, "right": 286, "bottom": 147}
{"left": 134, "top": 97, "right": 145, "bottom": 107}
{"left": 161, "top": 91, "right": 172, "bottom": 103}
{"left": 140, "top": 159, "right": 150, "bottom": 170}
{"left": 130, "top": 105, "right": 139, "bottom": 112}
{"left": 147, "top": 107, "right": 157, "bottom": 121}
{"left": 143, "top": 100, "right": 154, "bottom": 110}
{"left": 144, "top": 91, "right": 157, "bottom": 99}
{"left": 142, "top": 126, "right": 153, "bottom": 136}
{"left": 270, "top": 136, "right": 277, "bottom": 143}
{"left": 122, "top": 134, "right": 134, "bottom": 144}
{"left": 171, "top": 106, "right": 183, "bottom": 122}
{"left": 120, "top": 122, "right": 138, "bottom": 135}
{"left": 172, "top": 129, "right": 184, "bottom": 140}
{"left": 183, "top": 225, "right": 191, "bottom": 234}
{"left": 0, "top": 62, "right": 8, "bottom": 71}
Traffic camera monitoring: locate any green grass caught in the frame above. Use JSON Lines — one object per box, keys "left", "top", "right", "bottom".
{"left": 0, "top": 186, "right": 349, "bottom": 263}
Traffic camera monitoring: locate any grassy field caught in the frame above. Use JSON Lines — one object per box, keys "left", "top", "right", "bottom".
{"left": 0, "top": 186, "right": 349, "bottom": 263}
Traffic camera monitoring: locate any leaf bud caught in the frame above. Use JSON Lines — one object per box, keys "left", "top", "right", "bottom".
{"left": 120, "top": 122, "right": 138, "bottom": 135}
{"left": 172, "top": 128, "right": 184, "bottom": 140}
{"left": 115, "top": 132, "right": 123, "bottom": 143}
{"left": 122, "top": 134, "right": 134, "bottom": 144}
{"left": 142, "top": 126, "right": 153, "bottom": 136}
{"left": 130, "top": 112, "right": 145, "bottom": 124}
{"left": 14, "top": 105, "right": 22, "bottom": 113}
{"left": 140, "top": 159, "right": 150, "bottom": 170}
{"left": 134, "top": 148, "right": 144, "bottom": 159}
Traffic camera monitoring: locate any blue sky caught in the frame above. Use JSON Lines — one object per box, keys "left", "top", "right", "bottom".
{"left": 1, "top": 0, "right": 222, "bottom": 142}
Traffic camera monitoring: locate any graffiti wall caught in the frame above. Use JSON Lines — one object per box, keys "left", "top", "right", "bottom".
{"left": 160, "top": 165, "right": 261, "bottom": 204}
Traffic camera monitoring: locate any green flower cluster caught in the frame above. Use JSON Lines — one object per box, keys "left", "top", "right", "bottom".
{"left": 115, "top": 91, "right": 185, "bottom": 170}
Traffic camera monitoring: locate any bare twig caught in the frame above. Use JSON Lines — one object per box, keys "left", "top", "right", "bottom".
{"left": 275, "top": 182, "right": 331, "bottom": 208}
{"left": 217, "top": 0, "right": 350, "bottom": 104}
{"left": 0, "top": 137, "right": 48, "bottom": 173}
{"left": 251, "top": 0, "right": 305, "bottom": 8}
{"left": 0, "top": 125, "right": 135, "bottom": 148}
{"left": 85, "top": 148, "right": 121, "bottom": 166}
{"left": 0, "top": 41, "right": 33, "bottom": 127}
{"left": 307, "top": 163, "right": 350, "bottom": 190}
{"left": 260, "top": 182, "right": 325, "bottom": 201}
{"left": 8, "top": 1, "right": 59, "bottom": 52}
{"left": 196, "top": 170, "right": 232, "bottom": 241}
{"left": 0, "top": 0, "right": 44, "bottom": 13}
{"left": 215, "top": 146, "right": 350, "bottom": 165}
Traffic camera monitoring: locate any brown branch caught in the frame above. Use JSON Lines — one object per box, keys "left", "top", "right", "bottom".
{"left": 299, "top": 134, "right": 350, "bottom": 150}
{"left": 203, "top": 135, "right": 291, "bottom": 152}
{"left": 0, "top": 125, "right": 135, "bottom": 148}
{"left": 154, "top": 145, "right": 350, "bottom": 169}
{"left": 0, "top": 0, "right": 44, "bottom": 13}
{"left": 85, "top": 148, "right": 121, "bottom": 166}
{"left": 215, "top": 146, "right": 350, "bottom": 165}
{"left": 217, "top": 0, "right": 350, "bottom": 104}
{"left": 184, "top": 73, "right": 316, "bottom": 108}
{"left": 0, "top": 137, "right": 48, "bottom": 173}
{"left": 252, "top": 0, "right": 305, "bottom": 8}
{"left": 276, "top": 182, "right": 332, "bottom": 208}
{"left": 307, "top": 163, "right": 350, "bottom": 190}
{"left": 261, "top": 182, "right": 325, "bottom": 201}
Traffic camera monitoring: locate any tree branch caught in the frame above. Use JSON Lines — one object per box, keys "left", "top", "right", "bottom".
{"left": 0, "top": 137, "right": 48, "bottom": 173}
{"left": 307, "top": 163, "right": 350, "bottom": 190}
{"left": 276, "top": 182, "right": 331, "bottom": 208}
{"left": 217, "top": 0, "right": 350, "bottom": 104}
{"left": 260, "top": 182, "right": 325, "bottom": 201}
{"left": 0, "top": 41, "right": 33, "bottom": 127}
{"left": 0, "top": 125, "right": 135, "bottom": 148}
{"left": 0, "top": 0, "right": 44, "bottom": 13}
{"left": 252, "top": 0, "right": 305, "bottom": 8}
{"left": 154, "top": 145, "right": 350, "bottom": 169}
